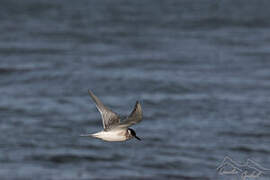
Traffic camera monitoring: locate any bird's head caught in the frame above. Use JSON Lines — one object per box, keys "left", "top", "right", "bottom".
{"left": 128, "top": 128, "right": 141, "bottom": 141}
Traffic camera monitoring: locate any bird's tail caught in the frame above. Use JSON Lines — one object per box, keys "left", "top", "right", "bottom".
{"left": 80, "top": 134, "right": 95, "bottom": 137}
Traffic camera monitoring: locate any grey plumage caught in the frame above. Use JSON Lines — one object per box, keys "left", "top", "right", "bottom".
{"left": 82, "top": 90, "right": 143, "bottom": 142}
{"left": 117, "top": 101, "right": 142, "bottom": 129}
{"left": 88, "top": 90, "right": 142, "bottom": 130}
{"left": 88, "top": 90, "right": 120, "bottom": 130}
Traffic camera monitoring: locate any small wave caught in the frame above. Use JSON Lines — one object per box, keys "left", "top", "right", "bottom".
{"left": 184, "top": 17, "right": 270, "bottom": 30}
{"left": 0, "top": 47, "right": 65, "bottom": 55}
{"left": 30, "top": 154, "right": 125, "bottom": 164}
{"left": 161, "top": 174, "right": 210, "bottom": 180}
{"left": 219, "top": 131, "right": 270, "bottom": 138}
{"left": 230, "top": 146, "right": 269, "bottom": 154}
{"left": 0, "top": 67, "right": 31, "bottom": 75}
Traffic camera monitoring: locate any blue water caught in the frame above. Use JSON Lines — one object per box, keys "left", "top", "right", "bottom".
{"left": 1, "top": 0, "right": 270, "bottom": 179}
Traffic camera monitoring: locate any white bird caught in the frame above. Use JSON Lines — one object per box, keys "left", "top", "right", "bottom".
{"left": 80, "top": 90, "right": 142, "bottom": 142}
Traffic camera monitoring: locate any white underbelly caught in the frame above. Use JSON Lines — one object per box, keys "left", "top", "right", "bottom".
{"left": 92, "top": 130, "right": 127, "bottom": 142}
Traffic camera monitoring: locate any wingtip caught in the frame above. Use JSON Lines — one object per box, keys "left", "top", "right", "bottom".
{"left": 130, "top": 100, "right": 142, "bottom": 117}
{"left": 136, "top": 101, "right": 141, "bottom": 109}
{"left": 88, "top": 89, "right": 96, "bottom": 99}
{"left": 88, "top": 89, "right": 93, "bottom": 95}
{"left": 135, "top": 100, "right": 141, "bottom": 106}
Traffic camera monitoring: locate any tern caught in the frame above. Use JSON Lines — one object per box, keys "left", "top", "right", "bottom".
{"left": 81, "top": 90, "right": 142, "bottom": 142}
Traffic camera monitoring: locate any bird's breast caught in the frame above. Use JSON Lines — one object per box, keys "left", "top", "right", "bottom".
{"left": 93, "top": 130, "right": 128, "bottom": 142}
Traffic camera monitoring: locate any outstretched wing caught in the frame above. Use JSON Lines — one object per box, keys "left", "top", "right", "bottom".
{"left": 88, "top": 90, "right": 120, "bottom": 130}
{"left": 117, "top": 101, "right": 142, "bottom": 129}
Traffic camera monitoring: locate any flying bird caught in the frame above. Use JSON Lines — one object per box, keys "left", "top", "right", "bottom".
{"left": 81, "top": 90, "right": 142, "bottom": 142}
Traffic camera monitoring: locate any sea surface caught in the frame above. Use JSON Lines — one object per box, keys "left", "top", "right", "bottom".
{"left": 1, "top": 0, "right": 270, "bottom": 179}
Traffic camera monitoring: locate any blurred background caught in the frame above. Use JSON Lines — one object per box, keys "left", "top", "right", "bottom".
{"left": 1, "top": 0, "right": 270, "bottom": 179}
